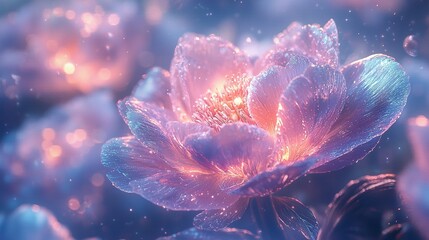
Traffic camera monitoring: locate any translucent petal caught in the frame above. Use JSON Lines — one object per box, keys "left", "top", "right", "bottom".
{"left": 158, "top": 227, "right": 259, "bottom": 240}
{"left": 118, "top": 97, "right": 174, "bottom": 151}
{"left": 101, "top": 136, "right": 171, "bottom": 192}
{"left": 319, "top": 174, "right": 397, "bottom": 240}
{"left": 132, "top": 67, "right": 172, "bottom": 109}
{"left": 276, "top": 65, "right": 346, "bottom": 162}
{"left": 193, "top": 198, "right": 249, "bottom": 230}
{"left": 248, "top": 54, "right": 310, "bottom": 131}
{"left": 254, "top": 49, "right": 310, "bottom": 75}
{"left": 273, "top": 19, "right": 339, "bottom": 67}
{"left": 312, "top": 54, "right": 409, "bottom": 170}
{"left": 251, "top": 196, "right": 318, "bottom": 240}
{"left": 184, "top": 123, "right": 275, "bottom": 178}
{"left": 170, "top": 33, "right": 251, "bottom": 115}
{"left": 233, "top": 158, "right": 318, "bottom": 197}
{"left": 309, "top": 136, "right": 380, "bottom": 174}
{"left": 130, "top": 172, "right": 240, "bottom": 211}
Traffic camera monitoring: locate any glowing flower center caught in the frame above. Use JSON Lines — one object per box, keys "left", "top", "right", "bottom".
{"left": 191, "top": 78, "right": 254, "bottom": 129}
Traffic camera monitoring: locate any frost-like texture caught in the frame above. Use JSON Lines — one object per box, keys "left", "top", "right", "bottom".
{"left": 102, "top": 19, "right": 409, "bottom": 231}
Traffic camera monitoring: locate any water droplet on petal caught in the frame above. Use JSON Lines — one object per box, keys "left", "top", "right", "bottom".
{"left": 403, "top": 35, "right": 418, "bottom": 57}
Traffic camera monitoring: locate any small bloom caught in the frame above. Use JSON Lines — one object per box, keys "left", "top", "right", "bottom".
{"left": 102, "top": 19, "right": 409, "bottom": 230}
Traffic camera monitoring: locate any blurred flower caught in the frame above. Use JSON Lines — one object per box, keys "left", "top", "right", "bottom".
{"left": 0, "top": 204, "right": 73, "bottom": 240}
{"left": 159, "top": 227, "right": 259, "bottom": 240}
{"left": 397, "top": 115, "right": 429, "bottom": 239}
{"left": 102, "top": 19, "right": 409, "bottom": 232}
{"left": 0, "top": 0, "right": 146, "bottom": 98}
{"left": 0, "top": 91, "right": 122, "bottom": 223}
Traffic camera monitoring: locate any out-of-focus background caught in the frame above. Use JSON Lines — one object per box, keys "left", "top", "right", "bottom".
{"left": 0, "top": 0, "right": 428, "bottom": 239}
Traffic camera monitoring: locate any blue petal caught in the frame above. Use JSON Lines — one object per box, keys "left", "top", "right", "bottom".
{"left": 311, "top": 54, "right": 409, "bottom": 171}
{"left": 132, "top": 67, "right": 172, "bottom": 109}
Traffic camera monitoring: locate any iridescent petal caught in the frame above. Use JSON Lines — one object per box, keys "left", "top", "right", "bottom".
{"left": 118, "top": 97, "right": 174, "bottom": 151}
{"left": 158, "top": 228, "right": 259, "bottom": 240}
{"left": 165, "top": 121, "right": 211, "bottom": 144}
{"left": 170, "top": 33, "right": 251, "bottom": 115}
{"left": 248, "top": 54, "right": 310, "bottom": 131}
{"left": 254, "top": 49, "right": 310, "bottom": 74}
{"left": 193, "top": 198, "right": 249, "bottom": 230}
{"left": 398, "top": 164, "right": 429, "bottom": 240}
{"left": 309, "top": 136, "right": 380, "bottom": 174}
{"left": 273, "top": 19, "right": 339, "bottom": 67}
{"left": 312, "top": 54, "right": 409, "bottom": 170}
{"left": 251, "top": 196, "right": 318, "bottom": 240}
{"left": 130, "top": 172, "right": 240, "bottom": 211}
{"left": 101, "top": 136, "right": 171, "bottom": 192}
{"left": 233, "top": 158, "right": 318, "bottom": 197}
{"left": 132, "top": 67, "right": 172, "bottom": 109}
{"left": 276, "top": 65, "right": 346, "bottom": 162}
{"left": 185, "top": 123, "right": 275, "bottom": 177}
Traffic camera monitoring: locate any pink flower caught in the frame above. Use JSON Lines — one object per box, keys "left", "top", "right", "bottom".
{"left": 102, "top": 19, "right": 409, "bottom": 230}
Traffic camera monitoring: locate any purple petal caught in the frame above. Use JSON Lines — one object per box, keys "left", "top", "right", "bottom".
{"left": 273, "top": 20, "right": 339, "bottom": 67}
{"left": 158, "top": 227, "right": 259, "bottom": 240}
{"left": 184, "top": 123, "right": 275, "bottom": 178}
{"left": 276, "top": 65, "right": 346, "bottom": 162}
{"left": 248, "top": 54, "right": 310, "bottom": 131}
{"left": 319, "top": 174, "right": 397, "bottom": 240}
{"left": 312, "top": 54, "right": 409, "bottom": 170}
{"left": 251, "top": 196, "right": 318, "bottom": 240}
{"left": 132, "top": 67, "right": 172, "bottom": 109}
{"left": 398, "top": 164, "right": 429, "bottom": 240}
{"left": 165, "top": 121, "right": 211, "bottom": 144}
{"left": 309, "top": 136, "right": 381, "bottom": 174}
{"left": 233, "top": 158, "right": 318, "bottom": 197}
{"left": 118, "top": 97, "right": 174, "bottom": 151}
{"left": 254, "top": 49, "right": 310, "bottom": 74}
{"left": 193, "top": 198, "right": 249, "bottom": 230}
{"left": 129, "top": 172, "right": 240, "bottom": 211}
{"left": 101, "top": 136, "right": 171, "bottom": 192}
{"left": 170, "top": 33, "right": 251, "bottom": 115}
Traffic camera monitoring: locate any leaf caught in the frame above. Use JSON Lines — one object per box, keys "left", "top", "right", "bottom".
{"left": 251, "top": 196, "right": 318, "bottom": 240}
{"left": 317, "top": 174, "right": 398, "bottom": 240}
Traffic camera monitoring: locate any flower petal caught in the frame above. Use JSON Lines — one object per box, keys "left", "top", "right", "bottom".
{"left": 248, "top": 54, "right": 310, "bottom": 131}
{"left": 185, "top": 123, "right": 275, "bottom": 178}
{"left": 101, "top": 136, "right": 171, "bottom": 192}
{"left": 251, "top": 196, "right": 318, "bottom": 240}
{"left": 132, "top": 67, "right": 172, "bottom": 109}
{"left": 129, "top": 172, "right": 240, "bottom": 211}
{"left": 273, "top": 19, "right": 339, "bottom": 67}
{"left": 312, "top": 54, "right": 409, "bottom": 170}
{"left": 233, "top": 157, "right": 318, "bottom": 197}
{"left": 158, "top": 228, "right": 259, "bottom": 240}
{"left": 170, "top": 33, "right": 251, "bottom": 115}
{"left": 254, "top": 49, "right": 310, "bottom": 74}
{"left": 193, "top": 198, "right": 249, "bottom": 230}
{"left": 118, "top": 97, "right": 174, "bottom": 151}
{"left": 309, "top": 136, "right": 380, "bottom": 174}
{"left": 276, "top": 65, "right": 346, "bottom": 162}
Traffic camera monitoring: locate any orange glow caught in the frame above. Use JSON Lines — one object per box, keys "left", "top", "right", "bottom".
{"left": 48, "top": 145, "right": 63, "bottom": 158}
{"left": 107, "top": 14, "right": 120, "bottom": 26}
{"left": 414, "top": 115, "right": 429, "bottom": 127}
{"left": 68, "top": 198, "right": 80, "bottom": 211}
{"left": 63, "top": 62, "right": 76, "bottom": 75}
{"left": 42, "top": 128, "right": 56, "bottom": 140}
